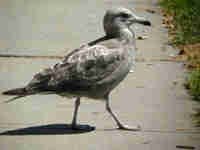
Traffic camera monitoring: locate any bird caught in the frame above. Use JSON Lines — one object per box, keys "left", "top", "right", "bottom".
{"left": 2, "top": 7, "right": 151, "bottom": 131}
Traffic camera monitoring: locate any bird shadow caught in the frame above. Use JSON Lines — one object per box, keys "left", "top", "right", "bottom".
{"left": 0, "top": 123, "right": 95, "bottom": 136}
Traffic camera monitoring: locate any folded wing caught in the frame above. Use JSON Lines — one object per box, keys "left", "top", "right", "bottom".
{"left": 27, "top": 45, "right": 123, "bottom": 93}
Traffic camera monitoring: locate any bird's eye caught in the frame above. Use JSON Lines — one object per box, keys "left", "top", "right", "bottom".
{"left": 120, "top": 13, "right": 130, "bottom": 18}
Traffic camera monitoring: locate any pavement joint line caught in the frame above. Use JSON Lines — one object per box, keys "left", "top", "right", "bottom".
{"left": 97, "top": 129, "right": 200, "bottom": 134}
{"left": 141, "top": 129, "right": 200, "bottom": 134}
{"left": 0, "top": 54, "right": 185, "bottom": 63}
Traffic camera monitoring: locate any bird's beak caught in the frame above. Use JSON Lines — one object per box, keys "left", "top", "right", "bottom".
{"left": 129, "top": 15, "right": 151, "bottom": 26}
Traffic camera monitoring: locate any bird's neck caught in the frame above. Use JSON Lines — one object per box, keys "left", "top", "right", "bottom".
{"left": 106, "top": 27, "right": 135, "bottom": 44}
{"left": 119, "top": 27, "right": 136, "bottom": 67}
{"left": 118, "top": 28, "right": 135, "bottom": 44}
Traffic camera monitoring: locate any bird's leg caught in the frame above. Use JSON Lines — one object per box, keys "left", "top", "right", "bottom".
{"left": 105, "top": 95, "right": 141, "bottom": 131}
{"left": 71, "top": 97, "right": 94, "bottom": 131}
{"left": 71, "top": 97, "right": 81, "bottom": 129}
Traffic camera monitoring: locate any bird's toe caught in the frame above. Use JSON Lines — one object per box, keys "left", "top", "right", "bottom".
{"left": 117, "top": 124, "right": 141, "bottom": 131}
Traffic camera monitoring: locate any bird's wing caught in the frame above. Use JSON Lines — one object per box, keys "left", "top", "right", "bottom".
{"left": 25, "top": 45, "right": 89, "bottom": 92}
{"left": 46, "top": 44, "right": 124, "bottom": 91}
{"left": 26, "top": 67, "right": 54, "bottom": 92}
{"left": 26, "top": 40, "right": 124, "bottom": 93}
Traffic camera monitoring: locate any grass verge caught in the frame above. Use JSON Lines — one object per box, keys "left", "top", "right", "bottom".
{"left": 160, "top": 0, "right": 200, "bottom": 126}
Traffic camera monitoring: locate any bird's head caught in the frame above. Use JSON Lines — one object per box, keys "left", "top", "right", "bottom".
{"left": 103, "top": 7, "right": 151, "bottom": 37}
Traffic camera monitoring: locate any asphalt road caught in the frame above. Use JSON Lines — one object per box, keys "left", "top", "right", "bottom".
{"left": 0, "top": 0, "right": 200, "bottom": 150}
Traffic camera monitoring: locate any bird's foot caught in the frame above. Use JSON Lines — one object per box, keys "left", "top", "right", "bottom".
{"left": 71, "top": 124, "right": 95, "bottom": 131}
{"left": 117, "top": 124, "right": 141, "bottom": 131}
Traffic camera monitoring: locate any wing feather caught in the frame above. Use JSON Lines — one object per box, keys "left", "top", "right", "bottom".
{"left": 27, "top": 44, "right": 123, "bottom": 93}
{"left": 48, "top": 45, "right": 123, "bottom": 90}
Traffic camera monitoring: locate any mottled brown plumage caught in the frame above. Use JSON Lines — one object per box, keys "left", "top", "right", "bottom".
{"left": 3, "top": 7, "right": 150, "bottom": 131}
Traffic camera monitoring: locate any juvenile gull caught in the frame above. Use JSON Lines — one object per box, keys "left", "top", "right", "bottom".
{"left": 3, "top": 8, "right": 151, "bottom": 131}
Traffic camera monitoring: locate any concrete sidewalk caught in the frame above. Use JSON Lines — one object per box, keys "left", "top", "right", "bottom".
{"left": 0, "top": 0, "right": 200, "bottom": 150}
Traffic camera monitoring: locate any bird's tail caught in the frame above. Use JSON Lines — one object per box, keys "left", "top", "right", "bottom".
{"left": 2, "top": 87, "right": 33, "bottom": 103}
{"left": 2, "top": 87, "right": 27, "bottom": 96}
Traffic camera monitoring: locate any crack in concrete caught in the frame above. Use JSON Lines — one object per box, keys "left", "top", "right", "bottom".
{"left": 0, "top": 54, "right": 185, "bottom": 62}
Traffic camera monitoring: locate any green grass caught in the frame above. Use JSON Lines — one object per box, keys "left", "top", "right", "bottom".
{"left": 186, "top": 68, "right": 200, "bottom": 126}
{"left": 160, "top": 0, "right": 200, "bottom": 45}
{"left": 160, "top": 0, "right": 200, "bottom": 99}
{"left": 186, "top": 68, "right": 200, "bottom": 101}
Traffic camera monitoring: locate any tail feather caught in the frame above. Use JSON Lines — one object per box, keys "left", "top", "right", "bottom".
{"left": 4, "top": 95, "right": 27, "bottom": 103}
{"left": 2, "top": 87, "right": 27, "bottom": 96}
{"left": 2, "top": 87, "right": 32, "bottom": 103}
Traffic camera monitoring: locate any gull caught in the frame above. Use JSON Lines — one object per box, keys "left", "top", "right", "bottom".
{"left": 2, "top": 7, "right": 151, "bottom": 131}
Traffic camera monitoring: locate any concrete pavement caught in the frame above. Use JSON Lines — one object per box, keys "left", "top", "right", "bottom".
{"left": 0, "top": 0, "right": 200, "bottom": 149}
